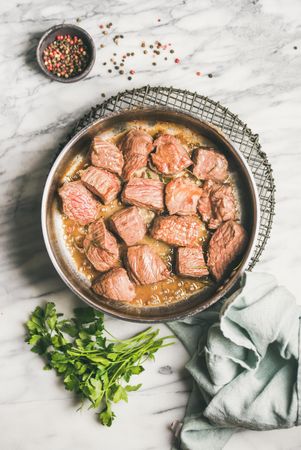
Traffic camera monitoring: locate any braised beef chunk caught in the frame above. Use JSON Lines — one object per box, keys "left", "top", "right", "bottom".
{"left": 165, "top": 177, "right": 201, "bottom": 216}
{"left": 193, "top": 147, "right": 228, "bottom": 182}
{"left": 83, "top": 219, "right": 119, "bottom": 272}
{"left": 137, "top": 207, "right": 156, "bottom": 226}
{"left": 119, "top": 129, "right": 153, "bottom": 180}
{"left": 207, "top": 220, "right": 247, "bottom": 280}
{"left": 151, "top": 215, "right": 204, "bottom": 247}
{"left": 86, "top": 218, "right": 119, "bottom": 253}
{"left": 151, "top": 134, "right": 192, "bottom": 175}
{"left": 198, "top": 180, "right": 236, "bottom": 229}
{"left": 127, "top": 245, "right": 170, "bottom": 285}
{"left": 59, "top": 180, "right": 100, "bottom": 225}
{"left": 81, "top": 166, "right": 121, "bottom": 204}
{"left": 121, "top": 128, "right": 153, "bottom": 158}
{"left": 92, "top": 268, "right": 135, "bottom": 302}
{"left": 176, "top": 247, "right": 209, "bottom": 278}
{"left": 197, "top": 182, "right": 212, "bottom": 223}
{"left": 122, "top": 178, "right": 164, "bottom": 212}
{"left": 110, "top": 206, "right": 146, "bottom": 246}
{"left": 91, "top": 136, "right": 124, "bottom": 176}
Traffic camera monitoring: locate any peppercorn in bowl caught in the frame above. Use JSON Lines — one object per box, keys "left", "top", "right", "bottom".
{"left": 36, "top": 24, "right": 96, "bottom": 83}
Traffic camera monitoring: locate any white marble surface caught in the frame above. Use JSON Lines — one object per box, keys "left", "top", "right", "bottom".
{"left": 1, "top": 0, "right": 301, "bottom": 449}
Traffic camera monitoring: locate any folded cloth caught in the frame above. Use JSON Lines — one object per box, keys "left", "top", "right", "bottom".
{"left": 169, "top": 272, "right": 301, "bottom": 450}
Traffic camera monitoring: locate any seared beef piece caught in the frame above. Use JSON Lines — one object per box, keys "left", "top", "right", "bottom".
{"left": 151, "top": 134, "right": 192, "bottom": 175}
{"left": 83, "top": 219, "right": 119, "bottom": 272}
{"left": 197, "top": 183, "right": 212, "bottom": 223}
{"left": 59, "top": 180, "right": 100, "bottom": 225}
{"left": 110, "top": 206, "right": 146, "bottom": 246}
{"left": 121, "top": 128, "right": 153, "bottom": 159}
{"left": 207, "top": 220, "right": 247, "bottom": 280}
{"left": 81, "top": 166, "right": 121, "bottom": 204}
{"left": 127, "top": 245, "right": 170, "bottom": 285}
{"left": 151, "top": 215, "right": 204, "bottom": 247}
{"left": 84, "top": 244, "right": 118, "bottom": 272}
{"left": 198, "top": 180, "right": 237, "bottom": 229}
{"left": 123, "top": 154, "right": 143, "bottom": 181}
{"left": 90, "top": 136, "right": 124, "bottom": 176}
{"left": 137, "top": 207, "right": 156, "bottom": 226}
{"left": 193, "top": 147, "right": 228, "bottom": 182}
{"left": 176, "top": 247, "right": 209, "bottom": 278}
{"left": 92, "top": 268, "right": 135, "bottom": 302}
{"left": 122, "top": 178, "right": 164, "bottom": 212}
{"left": 165, "top": 177, "right": 201, "bottom": 216}
{"left": 119, "top": 129, "right": 153, "bottom": 180}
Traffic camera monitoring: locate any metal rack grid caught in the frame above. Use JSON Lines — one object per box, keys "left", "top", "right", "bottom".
{"left": 73, "top": 85, "right": 275, "bottom": 270}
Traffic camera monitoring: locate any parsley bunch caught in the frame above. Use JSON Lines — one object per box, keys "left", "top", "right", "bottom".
{"left": 25, "top": 302, "right": 174, "bottom": 426}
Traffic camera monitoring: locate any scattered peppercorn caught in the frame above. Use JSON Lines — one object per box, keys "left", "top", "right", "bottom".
{"left": 42, "top": 34, "right": 89, "bottom": 79}
{"left": 76, "top": 18, "right": 81, "bottom": 23}
{"left": 208, "top": 73, "right": 213, "bottom": 78}
{"left": 100, "top": 44, "right": 105, "bottom": 48}
{"left": 101, "top": 93, "right": 106, "bottom": 97}
{"left": 103, "top": 62, "right": 107, "bottom": 65}
{"left": 293, "top": 46, "right": 298, "bottom": 50}
{"left": 99, "top": 24, "right": 181, "bottom": 83}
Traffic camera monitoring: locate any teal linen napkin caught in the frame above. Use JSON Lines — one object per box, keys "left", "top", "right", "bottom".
{"left": 169, "top": 272, "right": 301, "bottom": 450}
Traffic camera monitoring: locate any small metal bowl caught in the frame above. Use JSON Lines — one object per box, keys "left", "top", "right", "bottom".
{"left": 36, "top": 24, "right": 96, "bottom": 83}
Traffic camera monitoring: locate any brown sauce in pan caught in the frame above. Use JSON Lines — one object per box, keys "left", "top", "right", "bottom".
{"left": 60, "top": 121, "right": 229, "bottom": 307}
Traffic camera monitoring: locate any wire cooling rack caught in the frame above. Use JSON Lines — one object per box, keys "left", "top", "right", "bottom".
{"left": 72, "top": 85, "right": 275, "bottom": 270}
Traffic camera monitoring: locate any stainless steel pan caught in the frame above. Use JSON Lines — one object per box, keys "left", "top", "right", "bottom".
{"left": 41, "top": 107, "right": 259, "bottom": 322}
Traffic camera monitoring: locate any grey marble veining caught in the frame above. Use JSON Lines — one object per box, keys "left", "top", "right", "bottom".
{"left": 1, "top": 1, "right": 301, "bottom": 449}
